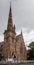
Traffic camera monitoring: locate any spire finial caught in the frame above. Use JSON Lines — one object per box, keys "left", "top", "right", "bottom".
{"left": 21, "top": 29, "right": 22, "bottom": 36}
{"left": 13, "top": 24, "right": 16, "bottom": 34}
{"left": 14, "top": 24, "right": 15, "bottom": 29}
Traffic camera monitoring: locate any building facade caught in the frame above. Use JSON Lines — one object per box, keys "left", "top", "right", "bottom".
{"left": 0, "top": 4, "right": 27, "bottom": 61}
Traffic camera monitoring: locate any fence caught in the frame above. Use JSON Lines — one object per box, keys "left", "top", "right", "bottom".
{"left": 0, "top": 60, "right": 34, "bottom": 65}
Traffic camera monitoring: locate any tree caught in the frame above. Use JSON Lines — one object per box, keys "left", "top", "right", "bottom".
{"left": 27, "top": 42, "right": 34, "bottom": 60}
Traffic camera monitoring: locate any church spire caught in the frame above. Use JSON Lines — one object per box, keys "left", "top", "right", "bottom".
{"left": 7, "top": 3, "right": 13, "bottom": 30}
{"left": 13, "top": 24, "right": 16, "bottom": 34}
{"left": 14, "top": 24, "right": 15, "bottom": 30}
{"left": 21, "top": 29, "right": 22, "bottom": 36}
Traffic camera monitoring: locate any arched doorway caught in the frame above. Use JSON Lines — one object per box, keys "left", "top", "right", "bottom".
{"left": 12, "top": 52, "right": 17, "bottom": 60}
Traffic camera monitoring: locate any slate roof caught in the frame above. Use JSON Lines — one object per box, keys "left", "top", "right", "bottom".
{"left": 16, "top": 34, "right": 21, "bottom": 42}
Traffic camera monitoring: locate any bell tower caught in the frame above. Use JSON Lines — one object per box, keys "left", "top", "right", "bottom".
{"left": 3, "top": 3, "right": 16, "bottom": 58}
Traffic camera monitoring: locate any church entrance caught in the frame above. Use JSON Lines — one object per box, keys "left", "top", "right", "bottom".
{"left": 12, "top": 52, "right": 17, "bottom": 60}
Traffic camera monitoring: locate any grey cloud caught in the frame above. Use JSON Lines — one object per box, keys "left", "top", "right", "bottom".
{"left": 12, "top": 0, "right": 34, "bottom": 31}
{"left": 0, "top": 0, "right": 34, "bottom": 35}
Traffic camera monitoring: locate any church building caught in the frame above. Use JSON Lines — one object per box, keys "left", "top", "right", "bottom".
{"left": 1, "top": 4, "right": 26, "bottom": 61}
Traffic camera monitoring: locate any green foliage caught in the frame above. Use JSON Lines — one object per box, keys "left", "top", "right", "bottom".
{"left": 28, "top": 42, "right": 34, "bottom": 48}
{"left": 27, "top": 42, "right": 34, "bottom": 60}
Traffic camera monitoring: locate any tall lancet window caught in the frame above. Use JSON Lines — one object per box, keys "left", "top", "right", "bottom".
{"left": 20, "top": 43, "right": 23, "bottom": 53}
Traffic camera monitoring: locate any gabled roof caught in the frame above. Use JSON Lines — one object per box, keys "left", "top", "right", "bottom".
{"left": 16, "top": 34, "right": 21, "bottom": 42}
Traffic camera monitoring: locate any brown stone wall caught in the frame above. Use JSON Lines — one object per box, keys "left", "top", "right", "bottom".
{"left": 16, "top": 35, "right": 26, "bottom": 60}
{"left": 3, "top": 31, "right": 16, "bottom": 58}
{"left": 2, "top": 32, "right": 26, "bottom": 60}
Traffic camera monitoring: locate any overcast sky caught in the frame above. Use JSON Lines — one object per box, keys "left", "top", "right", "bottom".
{"left": 0, "top": 0, "right": 34, "bottom": 48}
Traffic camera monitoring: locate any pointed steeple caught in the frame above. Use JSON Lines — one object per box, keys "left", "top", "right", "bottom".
{"left": 21, "top": 29, "right": 22, "bottom": 36}
{"left": 14, "top": 24, "right": 15, "bottom": 30}
{"left": 7, "top": 2, "right": 13, "bottom": 31}
{"left": 13, "top": 24, "right": 16, "bottom": 34}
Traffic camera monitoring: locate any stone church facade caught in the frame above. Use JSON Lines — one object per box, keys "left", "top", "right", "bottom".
{"left": 2, "top": 4, "right": 26, "bottom": 60}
